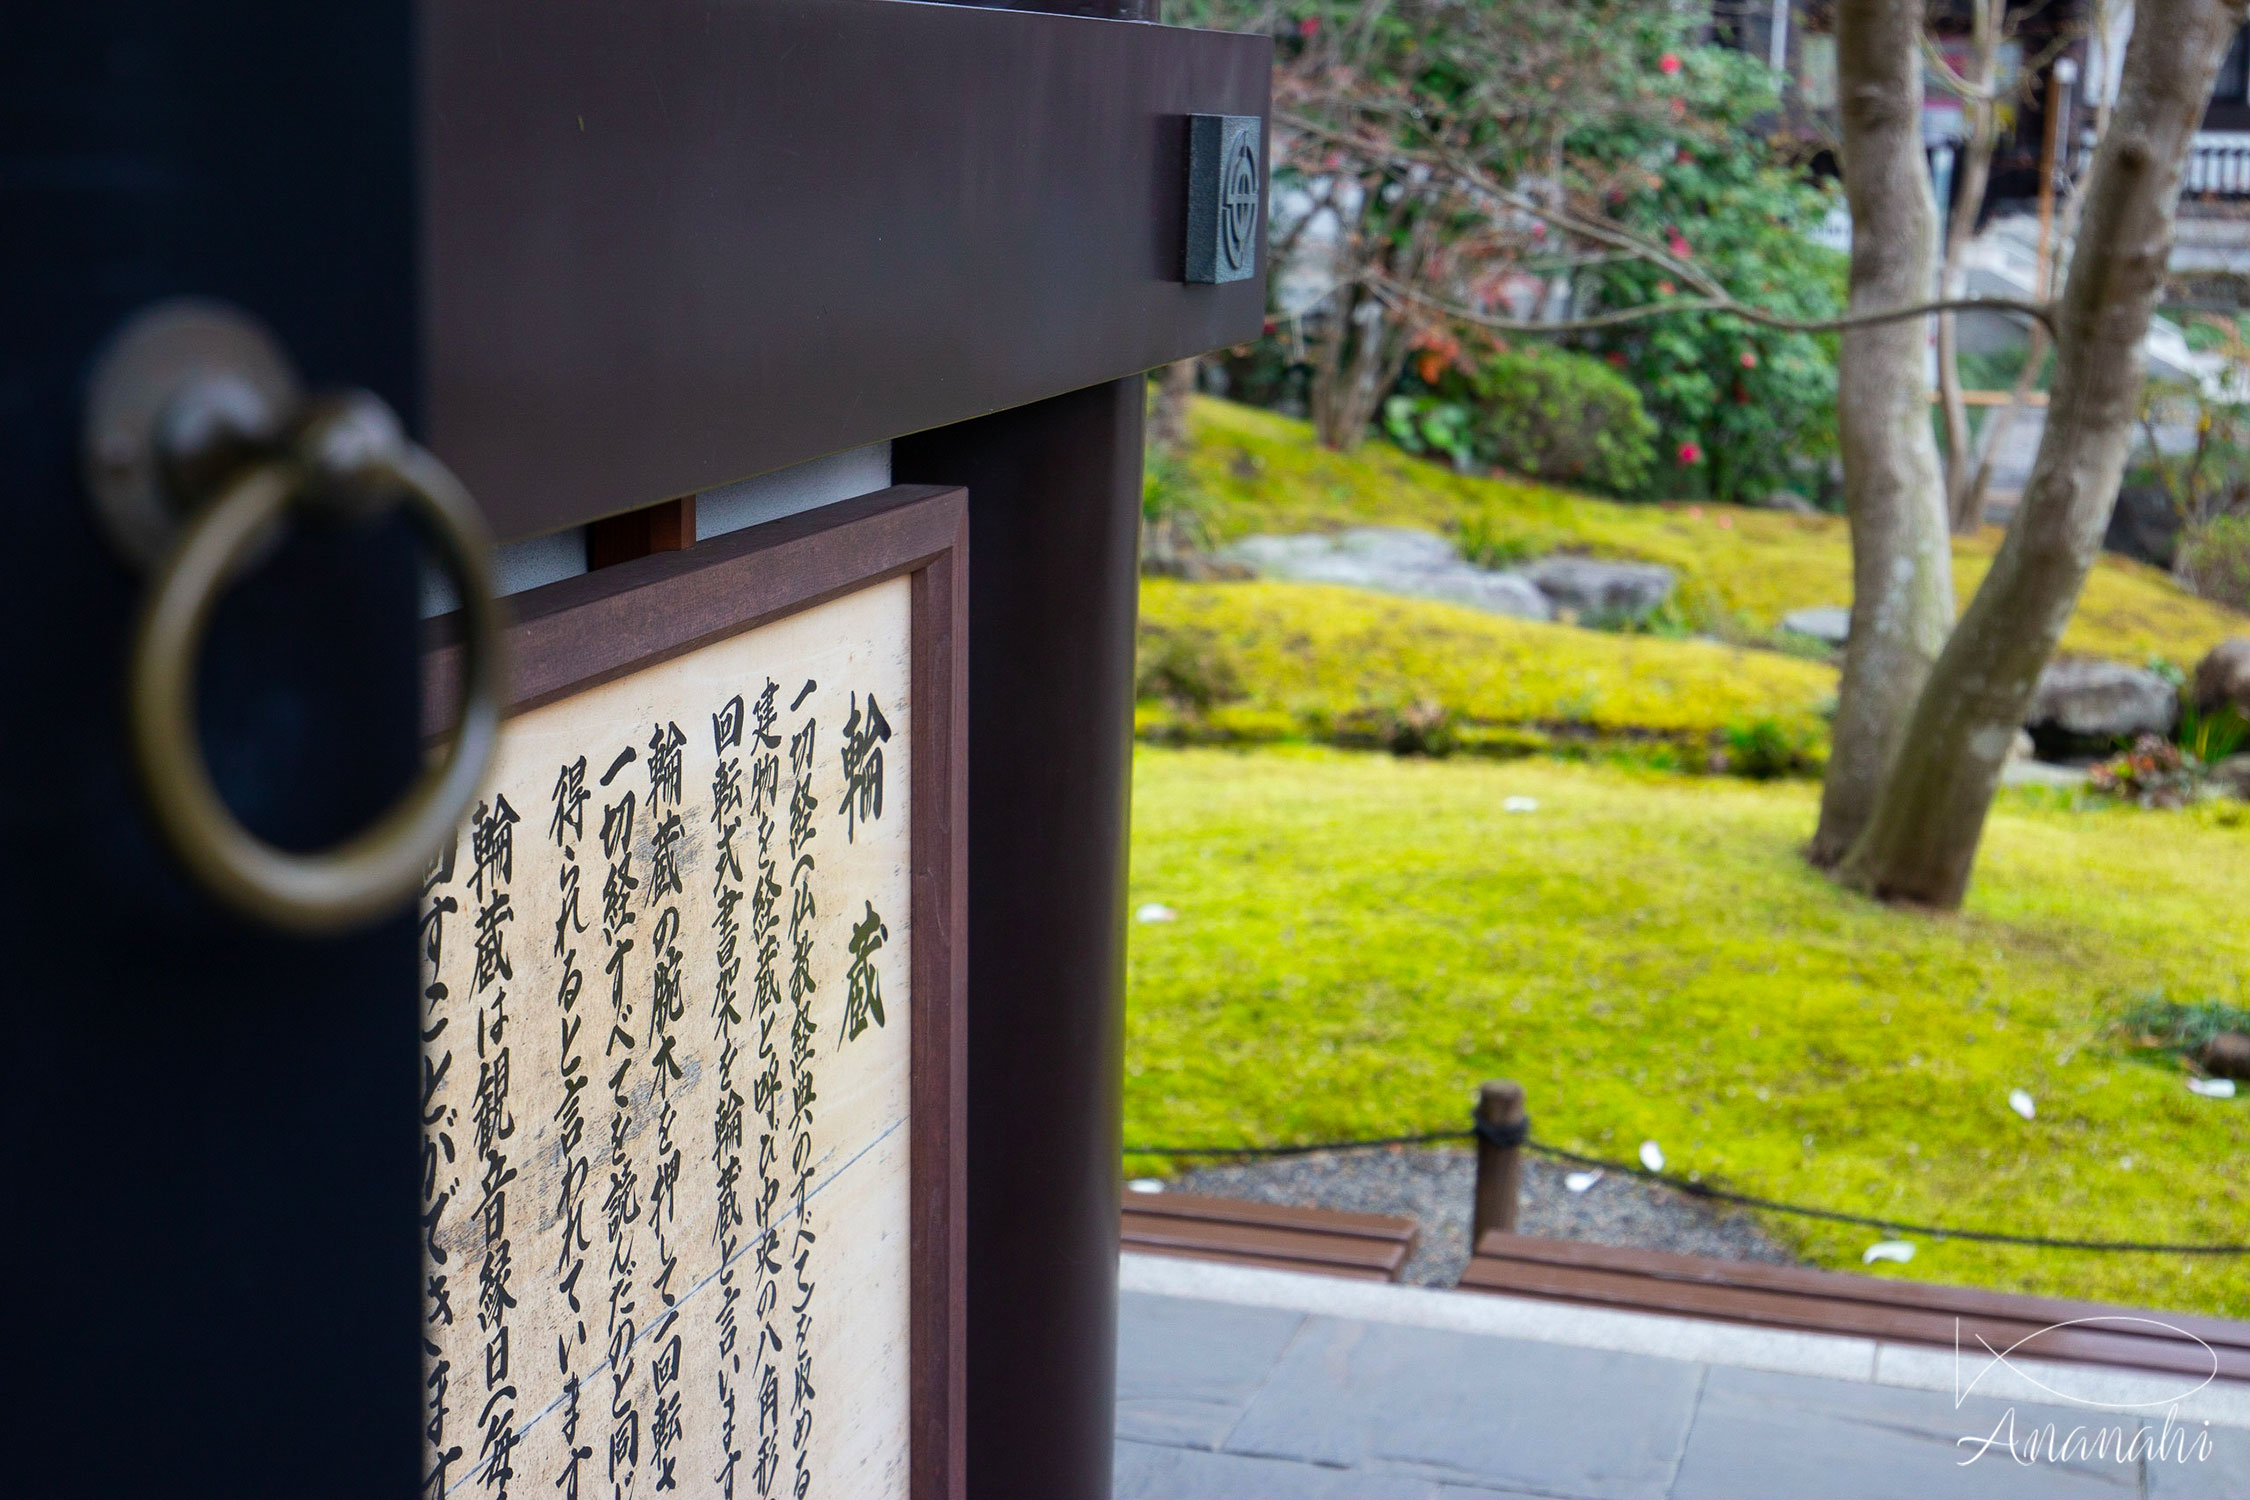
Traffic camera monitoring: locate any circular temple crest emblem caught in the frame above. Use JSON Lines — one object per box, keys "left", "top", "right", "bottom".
{"left": 1220, "top": 138, "right": 1260, "bottom": 274}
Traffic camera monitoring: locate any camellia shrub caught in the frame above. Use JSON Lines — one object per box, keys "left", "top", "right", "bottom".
{"left": 1573, "top": 47, "right": 1846, "bottom": 504}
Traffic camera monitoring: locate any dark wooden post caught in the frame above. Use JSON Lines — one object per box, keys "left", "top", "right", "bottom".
{"left": 895, "top": 377, "right": 1145, "bottom": 1500}
{"left": 4, "top": 4, "right": 425, "bottom": 1490}
{"left": 1472, "top": 1079, "right": 1528, "bottom": 1244}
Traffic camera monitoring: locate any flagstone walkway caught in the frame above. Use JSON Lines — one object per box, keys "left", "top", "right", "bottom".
{"left": 1114, "top": 1254, "right": 2250, "bottom": 1500}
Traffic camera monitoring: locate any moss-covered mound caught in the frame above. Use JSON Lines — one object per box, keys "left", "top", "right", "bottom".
{"left": 1178, "top": 396, "right": 2247, "bottom": 663}
{"left": 1138, "top": 579, "right": 1835, "bottom": 768}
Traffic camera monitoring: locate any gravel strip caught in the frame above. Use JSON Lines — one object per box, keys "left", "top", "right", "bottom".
{"left": 1155, "top": 1146, "right": 1801, "bottom": 1288}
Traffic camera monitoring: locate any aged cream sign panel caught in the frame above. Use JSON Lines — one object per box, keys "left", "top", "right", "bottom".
{"left": 421, "top": 579, "right": 914, "bottom": 1500}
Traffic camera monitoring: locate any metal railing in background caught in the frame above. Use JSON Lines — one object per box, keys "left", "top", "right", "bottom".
{"left": 2184, "top": 138, "right": 2250, "bottom": 198}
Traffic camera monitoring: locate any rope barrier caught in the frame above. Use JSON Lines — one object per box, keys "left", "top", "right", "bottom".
{"left": 1120, "top": 1128, "right": 2250, "bottom": 1255}
{"left": 1122, "top": 1129, "right": 1470, "bottom": 1159}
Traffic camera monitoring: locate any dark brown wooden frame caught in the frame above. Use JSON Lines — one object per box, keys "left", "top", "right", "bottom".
{"left": 426, "top": 483, "right": 970, "bottom": 1500}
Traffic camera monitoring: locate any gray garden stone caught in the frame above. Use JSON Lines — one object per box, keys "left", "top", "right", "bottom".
{"left": 2103, "top": 483, "right": 2182, "bottom": 569}
{"left": 1781, "top": 605, "right": 1852, "bottom": 645}
{"left": 2200, "top": 1031, "right": 2250, "bottom": 1080}
{"left": 1757, "top": 490, "right": 1820, "bottom": 515}
{"left": 1219, "top": 528, "right": 1554, "bottom": 620}
{"left": 2211, "top": 753, "right": 2250, "bottom": 798}
{"left": 2194, "top": 636, "right": 2250, "bottom": 718}
{"left": 2026, "top": 657, "right": 2179, "bottom": 742}
{"left": 1522, "top": 556, "right": 1676, "bottom": 622}
{"left": 2000, "top": 759, "right": 2091, "bottom": 789}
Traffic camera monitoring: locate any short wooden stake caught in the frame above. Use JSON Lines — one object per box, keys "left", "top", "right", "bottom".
{"left": 1471, "top": 1079, "right": 1527, "bottom": 1246}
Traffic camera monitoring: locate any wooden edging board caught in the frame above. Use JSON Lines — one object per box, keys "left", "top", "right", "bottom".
{"left": 1466, "top": 1231, "right": 2250, "bottom": 1384}
{"left": 1122, "top": 1191, "right": 1419, "bottom": 1282}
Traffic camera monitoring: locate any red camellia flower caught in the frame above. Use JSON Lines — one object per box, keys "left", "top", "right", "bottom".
{"left": 1655, "top": 279, "right": 1675, "bottom": 296}
{"left": 1658, "top": 51, "right": 1681, "bottom": 76}
{"left": 1739, "top": 350, "right": 1758, "bottom": 369}
{"left": 1677, "top": 440, "right": 1703, "bottom": 466}
{"left": 1298, "top": 15, "right": 1320, "bottom": 35}
{"left": 1667, "top": 234, "right": 1692, "bottom": 259}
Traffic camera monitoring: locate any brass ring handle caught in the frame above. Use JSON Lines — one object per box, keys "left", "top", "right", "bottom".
{"left": 127, "top": 445, "right": 505, "bottom": 933}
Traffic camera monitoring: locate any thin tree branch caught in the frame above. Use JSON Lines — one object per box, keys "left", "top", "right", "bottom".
{"left": 1366, "top": 272, "right": 2054, "bottom": 337}
{"left": 1285, "top": 100, "right": 2057, "bottom": 339}
{"left": 1276, "top": 108, "right": 1732, "bottom": 301}
{"left": 1921, "top": 36, "right": 1986, "bottom": 101}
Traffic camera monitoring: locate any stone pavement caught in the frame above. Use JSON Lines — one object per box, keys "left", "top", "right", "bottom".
{"left": 1114, "top": 1255, "right": 2250, "bottom": 1500}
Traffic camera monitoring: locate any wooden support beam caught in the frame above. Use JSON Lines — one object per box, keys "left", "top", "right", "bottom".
{"left": 586, "top": 494, "right": 696, "bottom": 569}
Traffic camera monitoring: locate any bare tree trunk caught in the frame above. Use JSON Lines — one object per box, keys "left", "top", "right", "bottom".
{"left": 1955, "top": 0, "right": 2115, "bottom": 529}
{"left": 1939, "top": 0, "right": 2003, "bottom": 532}
{"left": 1839, "top": 0, "right": 2245, "bottom": 907}
{"left": 1808, "top": 0, "right": 1956, "bottom": 868}
{"left": 1959, "top": 322, "right": 2046, "bottom": 514}
{"left": 1936, "top": 313, "right": 1976, "bottom": 522}
{"left": 1310, "top": 285, "right": 1353, "bottom": 446}
{"left": 1311, "top": 288, "right": 1408, "bottom": 451}
{"left": 1148, "top": 358, "right": 1200, "bottom": 454}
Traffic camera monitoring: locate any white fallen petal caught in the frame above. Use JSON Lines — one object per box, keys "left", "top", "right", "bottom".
{"left": 2188, "top": 1077, "right": 2238, "bottom": 1099}
{"left": 1503, "top": 796, "right": 1539, "bottom": 813}
{"left": 1564, "top": 1170, "right": 1603, "bottom": 1194}
{"left": 2007, "top": 1088, "right": 2036, "bottom": 1120}
{"left": 1863, "top": 1240, "right": 1916, "bottom": 1266}
{"left": 1126, "top": 1178, "right": 1167, "bottom": 1194}
{"left": 1638, "top": 1140, "right": 1665, "bottom": 1173}
{"left": 1134, "top": 903, "right": 1178, "bottom": 924}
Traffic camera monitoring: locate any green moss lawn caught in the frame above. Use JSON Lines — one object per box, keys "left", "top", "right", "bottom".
{"left": 1126, "top": 746, "right": 2250, "bottom": 1316}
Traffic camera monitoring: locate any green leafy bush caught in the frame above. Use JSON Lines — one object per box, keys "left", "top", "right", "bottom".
{"left": 1389, "top": 345, "right": 1657, "bottom": 495}
{"left": 1381, "top": 394, "right": 1480, "bottom": 472}
{"left": 1468, "top": 347, "right": 1657, "bottom": 494}
{"left": 2088, "top": 733, "right": 2197, "bottom": 809}
{"left": 2120, "top": 992, "right": 2250, "bottom": 1059}
{"left": 1720, "top": 715, "right": 1821, "bottom": 779}
{"left": 1134, "top": 624, "right": 1243, "bottom": 712}
{"left": 2179, "top": 514, "right": 2250, "bottom": 610}
{"left": 2180, "top": 699, "right": 2250, "bottom": 766}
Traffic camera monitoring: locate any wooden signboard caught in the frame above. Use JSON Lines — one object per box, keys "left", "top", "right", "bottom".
{"left": 419, "top": 486, "right": 967, "bottom": 1498}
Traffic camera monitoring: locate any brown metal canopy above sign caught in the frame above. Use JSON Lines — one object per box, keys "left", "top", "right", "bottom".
{"left": 424, "top": 0, "right": 1272, "bottom": 543}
